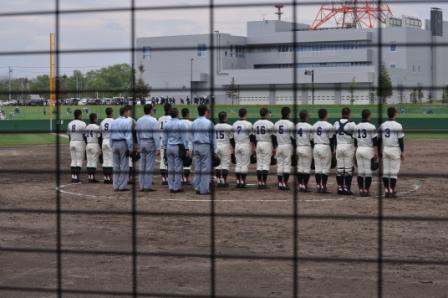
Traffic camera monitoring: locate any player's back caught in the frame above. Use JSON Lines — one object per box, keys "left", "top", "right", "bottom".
{"left": 334, "top": 119, "right": 356, "bottom": 144}
{"left": 68, "top": 120, "right": 86, "bottom": 142}
{"left": 215, "top": 123, "right": 233, "bottom": 145}
{"left": 380, "top": 120, "right": 404, "bottom": 147}
{"left": 274, "top": 119, "right": 294, "bottom": 145}
{"left": 355, "top": 122, "right": 377, "bottom": 147}
{"left": 100, "top": 118, "right": 114, "bottom": 140}
{"left": 296, "top": 122, "right": 313, "bottom": 146}
{"left": 85, "top": 123, "right": 100, "bottom": 143}
{"left": 253, "top": 119, "right": 274, "bottom": 143}
{"left": 233, "top": 120, "right": 253, "bottom": 144}
{"left": 158, "top": 115, "right": 171, "bottom": 130}
{"left": 312, "top": 121, "right": 334, "bottom": 144}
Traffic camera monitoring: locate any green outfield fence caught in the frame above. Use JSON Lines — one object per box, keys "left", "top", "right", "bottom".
{"left": 1, "top": 118, "right": 446, "bottom": 133}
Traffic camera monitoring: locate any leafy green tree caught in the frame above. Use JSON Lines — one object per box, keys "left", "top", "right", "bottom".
{"left": 226, "top": 77, "right": 239, "bottom": 104}
{"left": 377, "top": 65, "right": 393, "bottom": 103}
{"left": 134, "top": 64, "right": 150, "bottom": 98}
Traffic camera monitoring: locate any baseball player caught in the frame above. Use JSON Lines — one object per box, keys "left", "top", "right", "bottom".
{"left": 110, "top": 105, "right": 133, "bottom": 191}
{"left": 85, "top": 113, "right": 102, "bottom": 183}
{"left": 181, "top": 108, "right": 193, "bottom": 185}
{"left": 163, "top": 108, "right": 189, "bottom": 193}
{"left": 128, "top": 115, "right": 137, "bottom": 185}
{"left": 334, "top": 107, "right": 357, "bottom": 195}
{"left": 379, "top": 107, "right": 405, "bottom": 198}
{"left": 136, "top": 104, "right": 160, "bottom": 192}
{"left": 312, "top": 109, "right": 336, "bottom": 193}
{"left": 232, "top": 108, "right": 255, "bottom": 188}
{"left": 192, "top": 105, "right": 215, "bottom": 195}
{"left": 296, "top": 110, "right": 313, "bottom": 192}
{"left": 67, "top": 109, "right": 86, "bottom": 183}
{"left": 100, "top": 107, "right": 114, "bottom": 184}
{"left": 355, "top": 109, "right": 378, "bottom": 197}
{"left": 253, "top": 107, "right": 276, "bottom": 189}
{"left": 158, "top": 103, "right": 172, "bottom": 185}
{"left": 214, "top": 111, "right": 234, "bottom": 187}
{"left": 274, "top": 107, "right": 295, "bottom": 191}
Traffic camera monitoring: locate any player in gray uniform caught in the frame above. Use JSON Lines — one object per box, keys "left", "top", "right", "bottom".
{"left": 67, "top": 110, "right": 86, "bottom": 183}
{"left": 85, "top": 113, "right": 102, "bottom": 183}
{"left": 100, "top": 107, "right": 114, "bottom": 184}
{"left": 181, "top": 108, "right": 193, "bottom": 185}
{"left": 253, "top": 108, "right": 276, "bottom": 189}
{"left": 158, "top": 103, "right": 172, "bottom": 185}
{"left": 334, "top": 107, "right": 357, "bottom": 195}
{"left": 136, "top": 104, "right": 160, "bottom": 192}
{"left": 379, "top": 107, "right": 405, "bottom": 198}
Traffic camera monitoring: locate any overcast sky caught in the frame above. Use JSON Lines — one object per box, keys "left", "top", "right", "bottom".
{"left": 0, "top": 0, "right": 446, "bottom": 78}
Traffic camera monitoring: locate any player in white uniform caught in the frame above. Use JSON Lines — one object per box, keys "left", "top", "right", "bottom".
{"left": 274, "top": 107, "right": 295, "bottom": 191}
{"left": 355, "top": 109, "right": 379, "bottom": 197}
{"left": 158, "top": 103, "right": 172, "bottom": 185}
{"left": 67, "top": 110, "right": 86, "bottom": 183}
{"left": 253, "top": 108, "right": 276, "bottom": 189}
{"left": 181, "top": 108, "right": 193, "bottom": 184}
{"left": 232, "top": 108, "right": 255, "bottom": 188}
{"left": 85, "top": 113, "right": 102, "bottom": 183}
{"left": 379, "top": 107, "right": 405, "bottom": 198}
{"left": 100, "top": 107, "right": 114, "bottom": 184}
{"left": 312, "top": 109, "right": 336, "bottom": 193}
{"left": 334, "top": 107, "right": 357, "bottom": 195}
{"left": 296, "top": 110, "right": 313, "bottom": 192}
{"left": 215, "top": 111, "right": 234, "bottom": 187}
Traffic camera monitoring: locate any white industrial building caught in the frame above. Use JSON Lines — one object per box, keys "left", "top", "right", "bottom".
{"left": 136, "top": 8, "right": 448, "bottom": 105}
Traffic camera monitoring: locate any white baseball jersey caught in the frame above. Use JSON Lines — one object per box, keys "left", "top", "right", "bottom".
{"left": 296, "top": 122, "right": 313, "bottom": 146}
{"left": 233, "top": 120, "right": 253, "bottom": 144}
{"left": 355, "top": 122, "right": 378, "bottom": 147}
{"left": 215, "top": 123, "right": 233, "bottom": 145}
{"left": 85, "top": 123, "right": 101, "bottom": 144}
{"left": 68, "top": 120, "right": 86, "bottom": 142}
{"left": 100, "top": 118, "right": 114, "bottom": 140}
{"left": 379, "top": 121, "right": 404, "bottom": 147}
{"left": 182, "top": 119, "right": 193, "bottom": 150}
{"left": 312, "top": 121, "right": 335, "bottom": 145}
{"left": 334, "top": 119, "right": 356, "bottom": 144}
{"left": 274, "top": 119, "right": 295, "bottom": 145}
{"left": 158, "top": 115, "right": 171, "bottom": 148}
{"left": 253, "top": 119, "right": 274, "bottom": 143}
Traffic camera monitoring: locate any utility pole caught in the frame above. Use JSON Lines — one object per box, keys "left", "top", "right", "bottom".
{"left": 190, "top": 58, "right": 194, "bottom": 101}
{"left": 8, "top": 66, "right": 13, "bottom": 101}
{"left": 304, "top": 70, "right": 315, "bottom": 105}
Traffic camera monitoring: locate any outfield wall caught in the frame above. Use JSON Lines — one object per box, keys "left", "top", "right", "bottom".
{"left": 1, "top": 118, "right": 446, "bottom": 133}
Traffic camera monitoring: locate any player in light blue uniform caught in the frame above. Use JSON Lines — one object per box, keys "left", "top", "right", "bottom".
{"left": 192, "top": 105, "right": 215, "bottom": 195}
{"left": 110, "top": 105, "right": 133, "bottom": 191}
{"left": 136, "top": 104, "right": 160, "bottom": 192}
{"left": 163, "top": 108, "right": 189, "bottom": 193}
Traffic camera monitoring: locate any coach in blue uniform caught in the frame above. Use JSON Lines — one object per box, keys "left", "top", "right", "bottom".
{"left": 163, "top": 108, "right": 189, "bottom": 193}
{"left": 110, "top": 105, "right": 133, "bottom": 191}
{"left": 192, "top": 105, "right": 215, "bottom": 195}
{"left": 136, "top": 104, "right": 160, "bottom": 192}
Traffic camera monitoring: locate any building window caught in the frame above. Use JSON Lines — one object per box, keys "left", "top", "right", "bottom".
{"left": 390, "top": 43, "right": 397, "bottom": 52}
{"left": 143, "top": 47, "right": 151, "bottom": 59}
{"left": 390, "top": 64, "right": 396, "bottom": 68}
{"left": 197, "top": 44, "right": 207, "bottom": 57}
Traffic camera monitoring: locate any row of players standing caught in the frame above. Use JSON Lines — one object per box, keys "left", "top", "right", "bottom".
{"left": 67, "top": 104, "right": 404, "bottom": 197}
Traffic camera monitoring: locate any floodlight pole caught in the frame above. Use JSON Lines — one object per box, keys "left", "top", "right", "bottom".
{"left": 190, "top": 58, "right": 194, "bottom": 101}
{"left": 305, "top": 70, "right": 315, "bottom": 105}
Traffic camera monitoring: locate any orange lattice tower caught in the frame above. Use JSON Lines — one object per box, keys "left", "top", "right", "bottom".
{"left": 310, "top": 1, "right": 393, "bottom": 30}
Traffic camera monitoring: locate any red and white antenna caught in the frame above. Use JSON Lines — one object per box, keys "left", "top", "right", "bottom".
{"left": 310, "top": 1, "right": 393, "bottom": 30}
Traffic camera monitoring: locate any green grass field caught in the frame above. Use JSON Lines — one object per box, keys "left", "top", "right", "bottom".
{"left": 0, "top": 134, "right": 69, "bottom": 146}
{"left": 2, "top": 103, "right": 448, "bottom": 120}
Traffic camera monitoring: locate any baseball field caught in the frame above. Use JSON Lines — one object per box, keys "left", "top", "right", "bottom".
{"left": 1, "top": 103, "right": 448, "bottom": 297}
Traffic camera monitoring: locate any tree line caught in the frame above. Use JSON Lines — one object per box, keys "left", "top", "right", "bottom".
{"left": 0, "top": 63, "right": 150, "bottom": 100}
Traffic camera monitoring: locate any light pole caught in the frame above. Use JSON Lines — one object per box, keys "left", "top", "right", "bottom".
{"left": 190, "top": 58, "right": 194, "bottom": 102}
{"left": 304, "top": 70, "right": 315, "bottom": 105}
{"left": 215, "top": 30, "right": 220, "bottom": 74}
{"left": 8, "top": 66, "right": 13, "bottom": 101}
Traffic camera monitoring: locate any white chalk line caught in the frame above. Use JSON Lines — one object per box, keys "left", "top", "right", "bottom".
{"left": 56, "top": 180, "right": 422, "bottom": 203}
